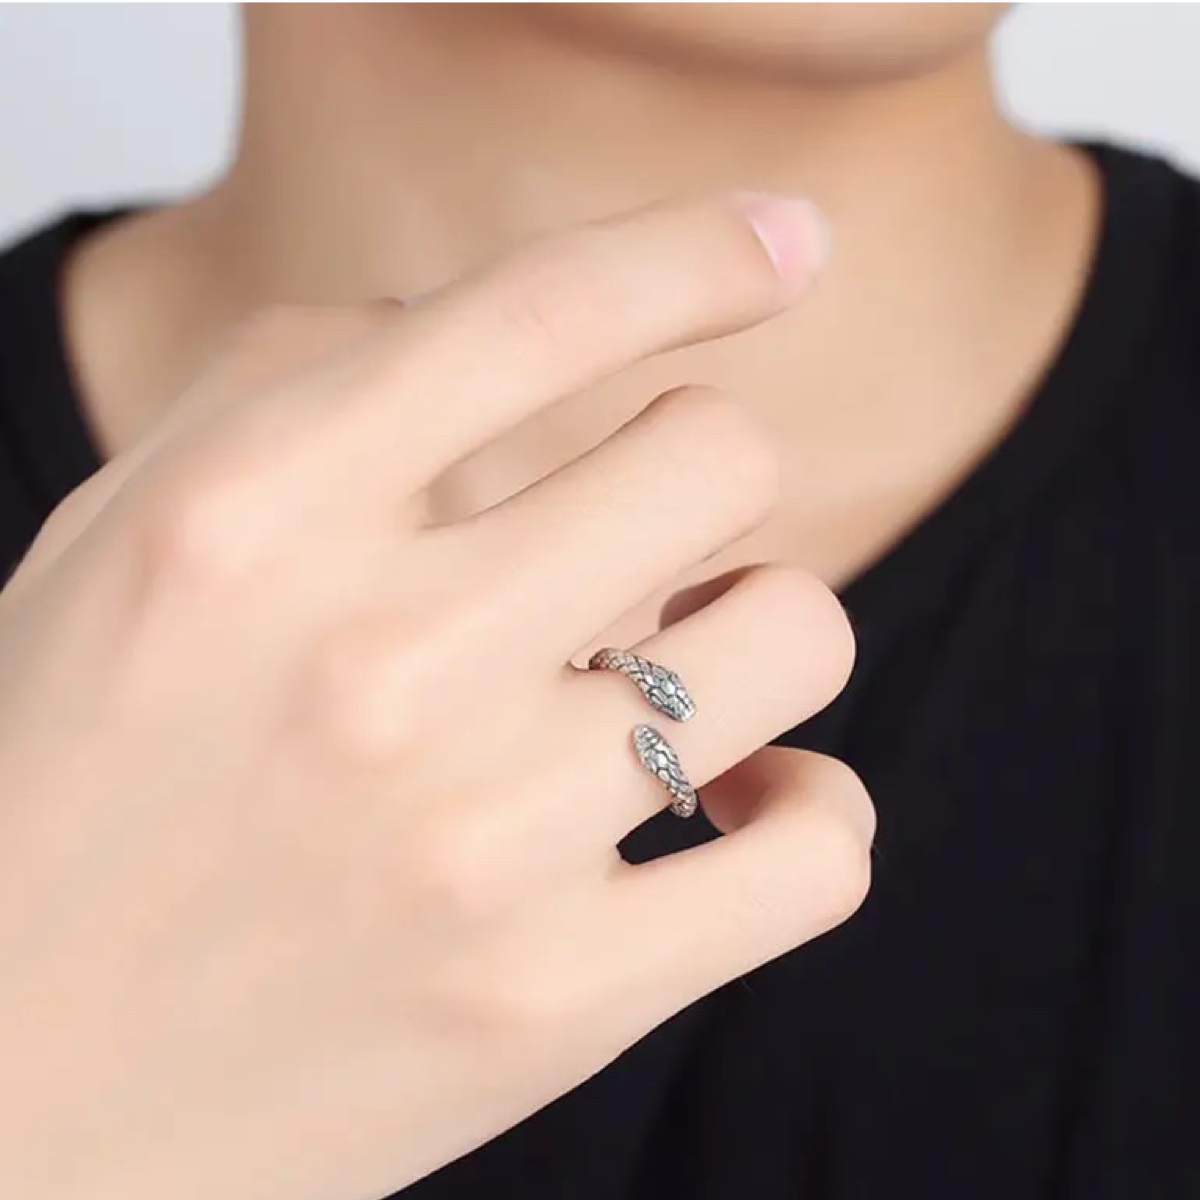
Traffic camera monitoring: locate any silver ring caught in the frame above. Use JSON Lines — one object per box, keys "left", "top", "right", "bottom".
{"left": 633, "top": 724, "right": 699, "bottom": 819}
{"left": 588, "top": 648, "right": 700, "bottom": 818}
{"left": 587, "top": 647, "right": 697, "bottom": 722}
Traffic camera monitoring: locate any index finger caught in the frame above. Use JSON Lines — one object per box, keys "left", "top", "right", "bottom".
{"left": 322, "top": 193, "right": 828, "bottom": 498}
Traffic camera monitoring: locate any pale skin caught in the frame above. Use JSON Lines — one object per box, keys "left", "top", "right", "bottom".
{"left": 2, "top": 194, "right": 869, "bottom": 1200}
{"left": 2, "top": 4, "right": 1100, "bottom": 1198}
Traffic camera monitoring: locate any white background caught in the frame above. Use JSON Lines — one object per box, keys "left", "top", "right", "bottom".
{"left": 2, "top": 3, "right": 1200, "bottom": 244}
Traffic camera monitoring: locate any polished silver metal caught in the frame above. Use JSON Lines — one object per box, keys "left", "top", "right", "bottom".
{"left": 587, "top": 647, "right": 696, "bottom": 722}
{"left": 632, "top": 723, "right": 698, "bottom": 819}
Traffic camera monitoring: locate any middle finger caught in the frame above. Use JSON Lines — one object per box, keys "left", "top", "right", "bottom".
{"left": 441, "top": 384, "right": 781, "bottom": 666}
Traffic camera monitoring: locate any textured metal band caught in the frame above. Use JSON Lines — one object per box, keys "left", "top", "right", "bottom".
{"left": 632, "top": 724, "right": 699, "bottom": 819}
{"left": 587, "top": 647, "right": 697, "bottom": 723}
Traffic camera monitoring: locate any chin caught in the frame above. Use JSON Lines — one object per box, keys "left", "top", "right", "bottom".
{"left": 526, "top": 2, "right": 1008, "bottom": 85}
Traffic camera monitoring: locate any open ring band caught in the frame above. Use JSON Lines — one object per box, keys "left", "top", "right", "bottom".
{"left": 587, "top": 647, "right": 700, "bottom": 818}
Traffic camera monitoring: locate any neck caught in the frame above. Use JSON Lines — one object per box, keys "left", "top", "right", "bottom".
{"left": 65, "top": 5, "right": 1097, "bottom": 593}
{"left": 219, "top": 6, "right": 1017, "bottom": 298}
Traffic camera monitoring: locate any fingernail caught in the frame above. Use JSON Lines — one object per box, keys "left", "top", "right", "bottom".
{"left": 733, "top": 192, "right": 831, "bottom": 289}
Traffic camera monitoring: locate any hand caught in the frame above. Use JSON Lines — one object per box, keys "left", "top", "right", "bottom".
{"left": 0, "top": 194, "right": 872, "bottom": 1200}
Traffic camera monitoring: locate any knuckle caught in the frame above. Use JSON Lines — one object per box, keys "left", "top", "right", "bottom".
{"left": 831, "top": 824, "right": 874, "bottom": 917}
{"left": 300, "top": 621, "right": 419, "bottom": 765}
{"left": 468, "top": 966, "right": 572, "bottom": 1045}
{"left": 742, "top": 561, "right": 823, "bottom": 614}
{"left": 138, "top": 460, "right": 263, "bottom": 585}
{"left": 494, "top": 232, "right": 606, "bottom": 353}
{"left": 810, "top": 754, "right": 876, "bottom": 841}
{"left": 804, "top": 762, "right": 876, "bottom": 923}
{"left": 400, "top": 819, "right": 504, "bottom": 928}
{"left": 746, "top": 564, "right": 857, "bottom": 699}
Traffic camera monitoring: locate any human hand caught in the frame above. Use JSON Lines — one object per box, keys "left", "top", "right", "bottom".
{"left": 0, "top": 194, "right": 871, "bottom": 1200}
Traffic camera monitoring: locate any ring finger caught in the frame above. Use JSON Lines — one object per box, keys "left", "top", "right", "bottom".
{"left": 459, "top": 561, "right": 856, "bottom": 878}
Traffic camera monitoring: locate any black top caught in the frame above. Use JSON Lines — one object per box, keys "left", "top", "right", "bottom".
{"left": 1, "top": 143, "right": 1198, "bottom": 1200}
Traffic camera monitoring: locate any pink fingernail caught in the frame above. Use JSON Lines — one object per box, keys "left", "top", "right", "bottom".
{"left": 733, "top": 192, "right": 831, "bottom": 289}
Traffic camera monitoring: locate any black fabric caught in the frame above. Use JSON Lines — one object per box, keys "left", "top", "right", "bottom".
{"left": 1, "top": 143, "right": 1198, "bottom": 1199}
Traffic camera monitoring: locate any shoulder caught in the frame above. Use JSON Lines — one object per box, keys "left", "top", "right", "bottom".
{"left": 1084, "top": 144, "right": 1200, "bottom": 560}
{"left": 1087, "top": 141, "right": 1200, "bottom": 316}
{"left": 1082, "top": 144, "right": 1200, "bottom": 441}
{"left": 1095, "top": 143, "right": 1200, "bottom": 355}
